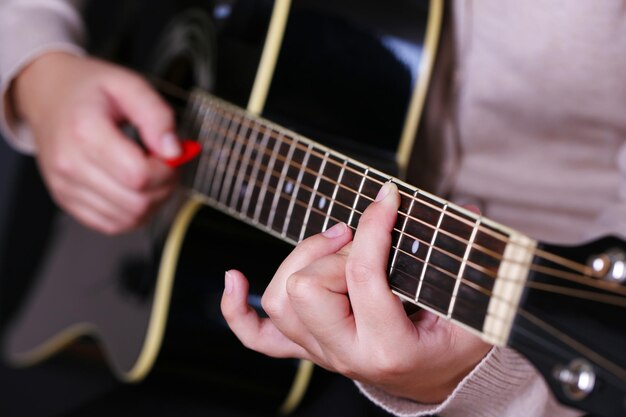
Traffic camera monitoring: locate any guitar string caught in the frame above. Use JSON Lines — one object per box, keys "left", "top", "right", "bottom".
{"left": 185, "top": 102, "right": 626, "bottom": 308}
{"left": 190, "top": 137, "right": 625, "bottom": 336}
{"left": 191, "top": 105, "right": 506, "bottom": 278}
{"left": 191, "top": 98, "right": 624, "bottom": 300}
{"left": 186, "top": 94, "right": 626, "bottom": 302}
{"left": 517, "top": 308, "right": 626, "bottom": 380}
{"left": 190, "top": 98, "right": 522, "bottom": 264}
{"left": 523, "top": 281, "right": 625, "bottom": 307}
{"left": 191, "top": 92, "right": 596, "bottom": 276}
{"left": 188, "top": 96, "right": 626, "bottom": 301}
{"left": 202, "top": 134, "right": 626, "bottom": 308}
{"left": 191, "top": 156, "right": 518, "bottom": 317}
{"left": 88, "top": 79, "right": 626, "bottom": 386}
{"left": 182, "top": 102, "right": 520, "bottom": 320}
{"left": 183, "top": 94, "right": 626, "bottom": 378}
{"left": 186, "top": 105, "right": 515, "bottom": 312}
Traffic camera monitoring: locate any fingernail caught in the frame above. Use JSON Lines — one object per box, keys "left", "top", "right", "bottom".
{"left": 375, "top": 181, "right": 392, "bottom": 202}
{"left": 224, "top": 270, "right": 233, "bottom": 295}
{"left": 322, "top": 222, "right": 346, "bottom": 238}
{"left": 161, "top": 132, "right": 181, "bottom": 158}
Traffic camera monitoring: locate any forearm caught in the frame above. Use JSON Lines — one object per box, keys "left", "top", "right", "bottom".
{"left": 0, "top": 0, "right": 86, "bottom": 153}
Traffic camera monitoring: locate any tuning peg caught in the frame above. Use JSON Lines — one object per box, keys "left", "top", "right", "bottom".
{"left": 588, "top": 248, "right": 626, "bottom": 283}
{"left": 553, "top": 359, "right": 596, "bottom": 401}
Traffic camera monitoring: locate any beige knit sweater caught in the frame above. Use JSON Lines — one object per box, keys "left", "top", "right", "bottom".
{"left": 2, "top": 1, "right": 624, "bottom": 416}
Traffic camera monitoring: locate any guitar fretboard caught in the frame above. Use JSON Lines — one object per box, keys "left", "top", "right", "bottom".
{"left": 183, "top": 90, "right": 531, "bottom": 343}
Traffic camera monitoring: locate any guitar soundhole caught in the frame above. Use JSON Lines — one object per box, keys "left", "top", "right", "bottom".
{"left": 147, "top": 8, "right": 216, "bottom": 92}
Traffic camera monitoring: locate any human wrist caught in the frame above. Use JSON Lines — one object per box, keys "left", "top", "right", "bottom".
{"left": 11, "top": 52, "right": 80, "bottom": 126}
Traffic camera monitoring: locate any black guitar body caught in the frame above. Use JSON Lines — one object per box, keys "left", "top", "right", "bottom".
{"left": 2, "top": 0, "right": 435, "bottom": 414}
{"left": 122, "top": 0, "right": 433, "bottom": 410}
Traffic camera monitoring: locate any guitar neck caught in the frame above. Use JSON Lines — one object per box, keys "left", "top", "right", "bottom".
{"left": 183, "top": 90, "right": 537, "bottom": 346}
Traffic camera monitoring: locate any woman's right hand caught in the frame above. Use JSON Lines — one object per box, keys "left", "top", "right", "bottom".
{"left": 12, "top": 52, "right": 181, "bottom": 234}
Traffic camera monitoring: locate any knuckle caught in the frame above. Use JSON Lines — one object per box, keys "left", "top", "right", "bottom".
{"left": 68, "top": 114, "right": 94, "bottom": 144}
{"left": 356, "top": 209, "right": 379, "bottom": 229}
{"left": 345, "top": 258, "right": 374, "bottom": 283}
{"left": 261, "top": 292, "right": 283, "bottom": 320}
{"left": 123, "top": 218, "right": 142, "bottom": 232}
{"left": 293, "top": 235, "right": 316, "bottom": 253}
{"left": 125, "top": 167, "right": 151, "bottom": 191}
{"left": 131, "top": 195, "right": 152, "bottom": 217}
{"left": 100, "top": 223, "right": 121, "bottom": 236}
{"left": 112, "top": 212, "right": 143, "bottom": 234}
{"left": 123, "top": 212, "right": 145, "bottom": 231}
{"left": 51, "top": 154, "right": 74, "bottom": 177}
{"left": 286, "top": 271, "right": 315, "bottom": 302}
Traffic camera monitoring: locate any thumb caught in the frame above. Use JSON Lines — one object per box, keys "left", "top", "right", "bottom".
{"left": 104, "top": 69, "right": 180, "bottom": 159}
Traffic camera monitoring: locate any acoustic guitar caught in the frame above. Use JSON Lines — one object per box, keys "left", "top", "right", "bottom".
{"left": 1, "top": 1, "right": 624, "bottom": 416}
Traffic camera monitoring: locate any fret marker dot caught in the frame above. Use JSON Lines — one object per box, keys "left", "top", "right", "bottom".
{"left": 285, "top": 181, "right": 294, "bottom": 194}
{"left": 318, "top": 197, "right": 327, "bottom": 210}
{"left": 411, "top": 239, "right": 419, "bottom": 254}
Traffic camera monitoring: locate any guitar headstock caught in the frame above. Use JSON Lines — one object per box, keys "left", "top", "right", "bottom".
{"left": 509, "top": 236, "right": 626, "bottom": 417}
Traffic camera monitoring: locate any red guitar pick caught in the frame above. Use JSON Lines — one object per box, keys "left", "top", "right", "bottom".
{"left": 162, "top": 140, "right": 202, "bottom": 168}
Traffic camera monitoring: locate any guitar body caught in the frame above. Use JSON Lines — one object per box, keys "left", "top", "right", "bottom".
{"left": 2, "top": 0, "right": 441, "bottom": 412}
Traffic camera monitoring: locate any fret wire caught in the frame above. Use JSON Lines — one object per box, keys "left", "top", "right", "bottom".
{"left": 300, "top": 150, "right": 329, "bottom": 242}
{"left": 447, "top": 216, "right": 481, "bottom": 318}
{"left": 191, "top": 134, "right": 522, "bottom": 313}
{"left": 219, "top": 116, "right": 251, "bottom": 206}
{"left": 282, "top": 143, "right": 313, "bottom": 237}
{"left": 416, "top": 202, "right": 447, "bottom": 303}
{"left": 393, "top": 264, "right": 513, "bottom": 316}
{"left": 392, "top": 245, "right": 519, "bottom": 320}
{"left": 195, "top": 112, "right": 514, "bottom": 263}
{"left": 204, "top": 130, "right": 508, "bottom": 303}
{"left": 199, "top": 141, "right": 519, "bottom": 315}
{"left": 324, "top": 159, "right": 348, "bottom": 232}
{"left": 348, "top": 168, "right": 369, "bottom": 228}
{"left": 390, "top": 189, "right": 418, "bottom": 275}
{"left": 202, "top": 107, "right": 230, "bottom": 196}
{"left": 186, "top": 96, "right": 203, "bottom": 189}
{"left": 198, "top": 102, "right": 225, "bottom": 194}
{"left": 209, "top": 114, "right": 240, "bottom": 200}
{"left": 187, "top": 97, "right": 614, "bottom": 332}
{"left": 191, "top": 122, "right": 505, "bottom": 282}
{"left": 242, "top": 125, "right": 271, "bottom": 216}
{"left": 183, "top": 93, "right": 608, "bottom": 328}
{"left": 190, "top": 96, "right": 513, "bottom": 251}
{"left": 190, "top": 117, "right": 508, "bottom": 284}
{"left": 230, "top": 119, "right": 260, "bottom": 209}
{"left": 187, "top": 96, "right": 538, "bottom": 277}
{"left": 191, "top": 98, "right": 218, "bottom": 193}
{"left": 254, "top": 130, "right": 284, "bottom": 224}
{"left": 179, "top": 97, "right": 204, "bottom": 189}
{"left": 190, "top": 93, "right": 532, "bottom": 257}
{"left": 268, "top": 136, "right": 298, "bottom": 230}
{"left": 392, "top": 245, "right": 500, "bottom": 300}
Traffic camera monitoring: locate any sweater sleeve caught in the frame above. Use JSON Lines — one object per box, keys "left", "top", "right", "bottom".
{"left": 355, "top": 347, "right": 584, "bottom": 417}
{"left": 0, "top": 0, "right": 86, "bottom": 154}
